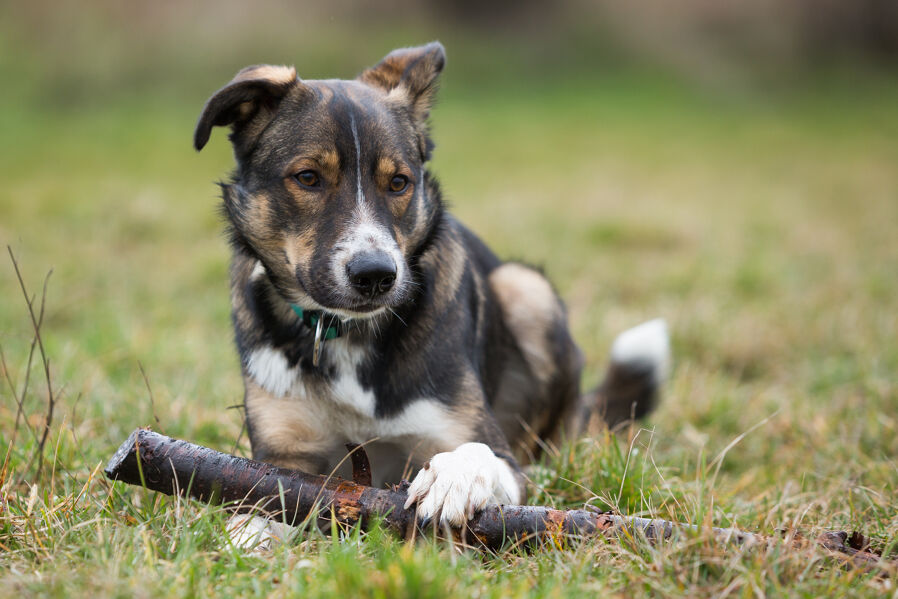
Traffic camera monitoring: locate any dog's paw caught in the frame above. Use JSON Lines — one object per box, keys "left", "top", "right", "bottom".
{"left": 226, "top": 514, "right": 292, "bottom": 552}
{"left": 403, "top": 442, "right": 521, "bottom": 527}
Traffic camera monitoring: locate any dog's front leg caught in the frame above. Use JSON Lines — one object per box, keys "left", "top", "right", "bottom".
{"left": 404, "top": 418, "right": 525, "bottom": 527}
{"left": 227, "top": 381, "right": 334, "bottom": 550}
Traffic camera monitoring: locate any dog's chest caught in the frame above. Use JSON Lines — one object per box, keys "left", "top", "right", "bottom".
{"left": 246, "top": 340, "right": 375, "bottom": 418}
{"left": 244, "top": 341, "right": 459, "bottom": 447}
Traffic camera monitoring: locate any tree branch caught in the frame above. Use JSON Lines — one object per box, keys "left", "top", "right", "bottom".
{"left": 105, "top": 429, "right": 891, "bottom": 572}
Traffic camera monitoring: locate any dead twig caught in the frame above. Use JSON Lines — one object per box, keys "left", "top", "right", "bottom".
{"left": 0, "top": 343, "right": 39, "bottom": 447}
{"left": 345, "top": 443, "right": 372, "bottom": 486}
{"left": 227, "top": 403, "right": 247, "bottom": 456}
{"left": 105, "top": 429, "right": 893, "bottom": 573}
{"left": 7, "top": 247, "right": 55, "bottom": 480}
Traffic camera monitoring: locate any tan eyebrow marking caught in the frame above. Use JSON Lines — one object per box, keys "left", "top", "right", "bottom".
{"left": 283, "top": 148, "right": 341, "bottom": 178}
{"left": 318, "top": 149, "right": 340, "bottom": 173}
{"left": 376, "top": 156, "right": 399, "bottom": 176}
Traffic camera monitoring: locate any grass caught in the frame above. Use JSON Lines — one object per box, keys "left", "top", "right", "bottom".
{"left": 1, "top": 21, "right": 898, "bottom": 597}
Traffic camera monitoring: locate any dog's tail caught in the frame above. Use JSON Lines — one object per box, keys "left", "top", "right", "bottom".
{"left": 588, "top": 318, "right": 671, "bottom": 430}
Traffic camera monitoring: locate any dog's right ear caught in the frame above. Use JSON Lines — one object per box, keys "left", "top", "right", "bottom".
{"left": 194, "top": 65, "right": 299, "bottom": 152}
{"left": 359, "top": 42, "right": 446, "bottom": 125}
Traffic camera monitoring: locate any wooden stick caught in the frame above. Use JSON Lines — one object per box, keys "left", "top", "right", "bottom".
{"left": 104, "top": 429, "right": 889, "bottom": 570}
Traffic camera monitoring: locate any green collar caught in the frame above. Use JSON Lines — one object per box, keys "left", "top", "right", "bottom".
{"left": 290, "top": 304, "right": 342, "bottom": 340}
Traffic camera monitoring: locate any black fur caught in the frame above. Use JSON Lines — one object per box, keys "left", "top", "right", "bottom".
{"left": 195, "top": 44, "right": 664, "bottom": 505}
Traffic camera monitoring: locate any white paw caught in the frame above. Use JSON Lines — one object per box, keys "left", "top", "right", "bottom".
{"left": 226, "top": 514, "right": 292, "bottom": 551}
{"left": 403, "top": 442, "right": 521, "bottom": 527}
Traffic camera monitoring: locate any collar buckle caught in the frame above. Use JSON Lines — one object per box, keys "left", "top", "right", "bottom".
{"left": 312, "top": 316, "right": 325, "bottom": 367}
{"left": 291, "top": 304, "right": 343, "bottom": 367}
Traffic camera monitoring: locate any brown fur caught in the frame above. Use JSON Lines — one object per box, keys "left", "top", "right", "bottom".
{"left": 197, "top": 44, "right": 666, "bottom": 527}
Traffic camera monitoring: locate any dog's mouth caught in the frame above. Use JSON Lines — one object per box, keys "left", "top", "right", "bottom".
{"left": 289, "top": 274, "right": 404, "bottom": 322}
{"left": 328, "top": 304, "right": 388, "bottom": 320}
{"left": 321, "top": 291, "right": 407, "bottom": 319}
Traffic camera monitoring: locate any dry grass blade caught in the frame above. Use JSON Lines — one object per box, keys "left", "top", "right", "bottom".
{"left": 7, "top": 246, "right": 55, "bottom": 481}
{"left": 137, "top": 361, "right": 162, "bottom": 429}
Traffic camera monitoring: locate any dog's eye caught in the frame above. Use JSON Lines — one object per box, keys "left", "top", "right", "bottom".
{"left": 389, "top": 175, "right": 409, "bottom": 193}
{"left": 293, "top": 170, "right": 320, "bottom": 188}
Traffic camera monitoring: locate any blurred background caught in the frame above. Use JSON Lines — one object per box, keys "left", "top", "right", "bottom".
{"left": 1, "top": 0, "right": 896, "bottom": 470}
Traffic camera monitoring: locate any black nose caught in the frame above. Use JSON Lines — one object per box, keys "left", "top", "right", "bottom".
{"left": 346, "top": 251, "right": 397, "bottom": 298}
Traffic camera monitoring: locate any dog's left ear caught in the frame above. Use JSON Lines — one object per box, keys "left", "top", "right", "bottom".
{"left": 194, "top": 64, "right": 299, "bottom": 152}
{"left": 359, "top": 42, "right": 446, "bottom": 124}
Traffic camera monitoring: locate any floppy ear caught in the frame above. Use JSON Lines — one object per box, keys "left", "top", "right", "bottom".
{"left": 359, "top": 42, "right": 446, "bottom": 124}
{"left": 194, "top": 64, "right": 298, "bottom": 152}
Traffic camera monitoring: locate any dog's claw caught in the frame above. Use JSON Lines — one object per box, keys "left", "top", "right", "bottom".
{"left": 404, "top": 460, "right": 436, "bottom": 510}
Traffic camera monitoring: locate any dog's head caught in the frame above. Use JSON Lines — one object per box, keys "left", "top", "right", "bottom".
{"left": 195, "top": 43, "right": 446, "bottom": 318}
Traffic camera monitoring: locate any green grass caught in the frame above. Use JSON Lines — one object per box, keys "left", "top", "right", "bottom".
{"left": 2, "top": 21, "right": 897, "bottom": 597}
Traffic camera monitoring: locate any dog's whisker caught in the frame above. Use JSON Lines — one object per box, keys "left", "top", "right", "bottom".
{"left": 387, "top": 308, "right": 408, "bottom": 328}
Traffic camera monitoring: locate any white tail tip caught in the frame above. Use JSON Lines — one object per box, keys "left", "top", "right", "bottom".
{"left": 610, "top": 318, "right": 671, "bottom": 383}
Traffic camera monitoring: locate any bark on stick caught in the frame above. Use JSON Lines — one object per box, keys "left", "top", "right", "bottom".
{"left": 105, "top": 429, "right": 888, "bottom": 570}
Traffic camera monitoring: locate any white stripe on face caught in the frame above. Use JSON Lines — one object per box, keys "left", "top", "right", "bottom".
{"left": 350, "top": 114, "right": 363, "bottom": 208}
{"left": 332, "top": 113, "right": 405, "bottom": 300}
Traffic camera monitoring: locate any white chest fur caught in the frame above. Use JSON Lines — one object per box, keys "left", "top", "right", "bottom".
{"left": 244, "top": 342, "right": 462, "bottom": 446}
{"left": 245, "top": 341, "right": 374, "bottom": 415}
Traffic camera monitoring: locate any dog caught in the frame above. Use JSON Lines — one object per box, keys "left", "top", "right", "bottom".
{"left": 193, "top": 42, "right": 670, "bottom": 548}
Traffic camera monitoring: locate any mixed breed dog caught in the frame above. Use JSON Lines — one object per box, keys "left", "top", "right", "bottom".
{"left": 193, "top": 42, "right": 670, "bottom": 548}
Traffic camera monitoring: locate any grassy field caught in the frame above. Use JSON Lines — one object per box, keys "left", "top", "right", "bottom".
{"left": 2, "top": 20, "right": 898, "bottom": 597}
